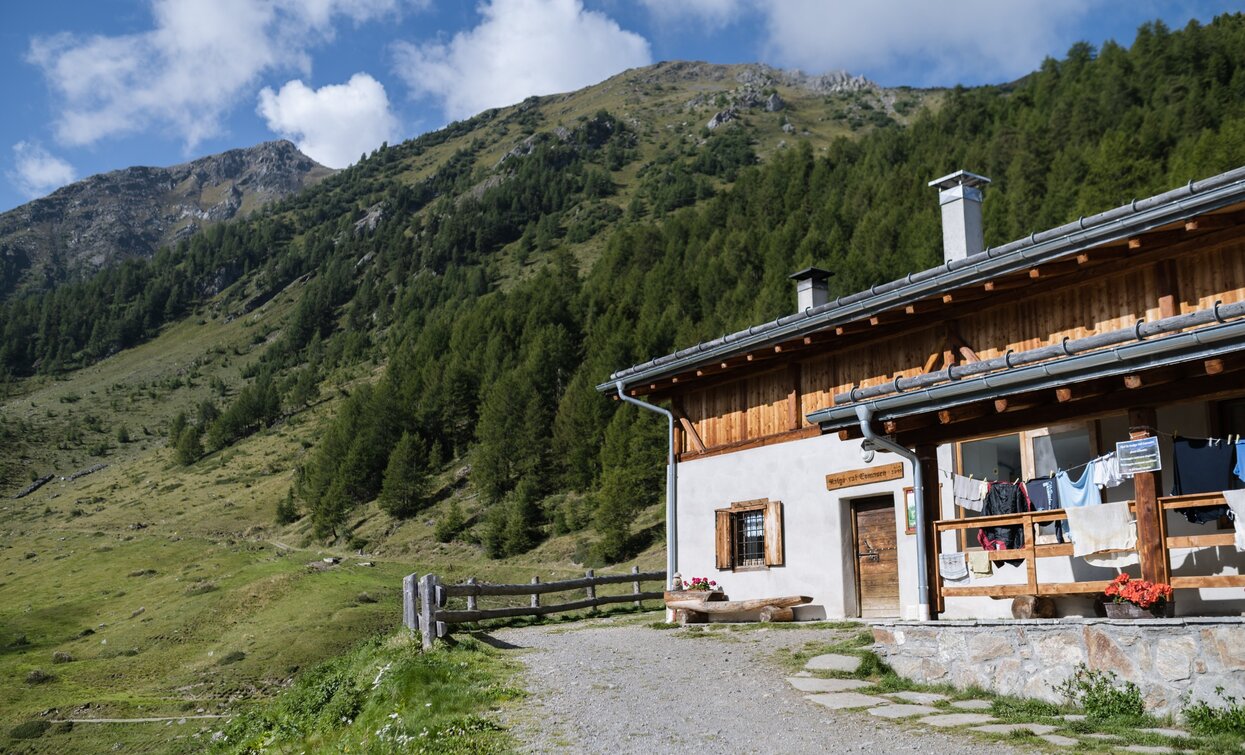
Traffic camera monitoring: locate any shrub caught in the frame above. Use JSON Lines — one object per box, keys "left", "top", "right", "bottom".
{"left": 9, "top": 720, "right": 50, "bottom": 739}
{"left": 1055, "top": 664, "right": 1145, "bottom": 722}
{"left": 25, "top": 668, "right": 53, "bottom": 684}
{"left": 219, "top": 650, "right": 246, "bottom": 665}
{"left": 1183, "top": 687, "right": 1245, "bottom": 735}
{"left": 52, "top": 651, "right": 74, "bottom": 664}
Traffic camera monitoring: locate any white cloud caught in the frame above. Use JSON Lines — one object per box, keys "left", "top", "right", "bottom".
{"left": 8, "top": 142, "right": 76, "bottom": 199}
{"left": 258, "top": 74, "right": 399, "bottom": 168}
{"left": 393, "top": 0, "right": 651, "bottom": 121}
{"left": 27, "top": 0, "right": 401, "bottom": 150}
{"left": 639, "top": 0, "right": 743, "bottom": 30}
{"left": 754, "top": 0, "right": 1095, "bottom": 86}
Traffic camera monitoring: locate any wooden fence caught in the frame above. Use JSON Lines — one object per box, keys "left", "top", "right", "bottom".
{"left": 932, "top": 492, "right": 1244, "bottom": 612}
{"left": 403, "top": 568, "right": 667, "bottom": 649}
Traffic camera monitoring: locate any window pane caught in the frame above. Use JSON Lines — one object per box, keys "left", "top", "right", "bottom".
{"left": 735, "top": 510, "right": 765, "bottom": 567}
{"left": 1032, "top": 428, "right": 1093, "bottom": 479}
{"left": 960, "top": 434, "right": 1022, "bottom": 480}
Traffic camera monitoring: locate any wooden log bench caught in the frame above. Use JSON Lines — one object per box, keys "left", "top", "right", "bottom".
{"left": 664, "top": 595, "right": 812, "bottom": 625}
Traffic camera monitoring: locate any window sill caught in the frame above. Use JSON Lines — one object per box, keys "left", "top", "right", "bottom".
{"left": 732, "top": 565, "right": 769, "bottom": 573}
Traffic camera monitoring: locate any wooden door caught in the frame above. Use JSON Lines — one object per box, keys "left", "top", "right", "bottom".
{"left": 852, "top": 495, "right": 900, "bottom": 618}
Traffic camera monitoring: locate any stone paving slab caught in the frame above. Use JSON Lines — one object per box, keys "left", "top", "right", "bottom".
{"left": 805, "top": 692, "right": 890, "bottom": 710}
{"left": 1123, "top": 747, "right": 1174, "bottom": 754}
{"left": 1083, "top": 733, "right": 1119, "bottom": 741}
{"left": 949, "top": 699, "right": 993, "bottom": 711}
{"left": 887, "top": 691, "right": 948, "bottom": 704}
{"left": 805, "top": 653, "right": 861, "bottom": 672}
{"left": 868, "top": 704, "right": 940, "bottom": 719}
{"left": 1138, "top": 727, "right": 1187, "bottom": 739}
{"left": 971, "top": 723, "right": 1059, "bottom": 736}
{"left": 1062, "top": 714, "right": 1086, "bottom": 722}
{"left": 918, "top": 713, "right": 997, "bottom": 728}
{"left": 1040, "top": 734, "right": 1079, "bottom": 746}
{"left": 786, "top": 677, "right": 870, "bottom": 693}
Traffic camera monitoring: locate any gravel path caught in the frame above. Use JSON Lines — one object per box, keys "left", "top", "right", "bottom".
{"left": 493, "top": 618, "right": 1030, "bottom": 754}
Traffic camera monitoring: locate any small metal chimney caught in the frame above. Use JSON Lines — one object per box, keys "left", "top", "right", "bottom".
{"left": 928, "top": 170, "right": 991, "bottom": 263}
{"left": 789, "top": 267, "right": 833, "bottom": 311}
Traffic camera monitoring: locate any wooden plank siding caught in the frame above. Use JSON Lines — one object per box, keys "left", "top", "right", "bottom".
{"left": 675, "top": 234, "right": 1245, "bottom": 459}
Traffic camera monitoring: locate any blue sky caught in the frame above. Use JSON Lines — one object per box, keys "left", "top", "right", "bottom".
{"left": 0, "top": 0, "right": 1238, "bottom": 211}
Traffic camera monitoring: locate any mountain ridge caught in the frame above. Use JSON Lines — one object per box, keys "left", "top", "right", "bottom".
{"left": 0, "top": 139, "right": 333, "bottom": 298}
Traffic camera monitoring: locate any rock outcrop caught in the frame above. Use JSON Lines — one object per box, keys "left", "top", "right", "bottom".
{"left": 0, "top": 140, "right": 332, "bottom": 298}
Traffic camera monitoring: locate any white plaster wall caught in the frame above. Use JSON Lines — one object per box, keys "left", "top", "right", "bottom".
{"left": 675, "top": 432, "right": 912, "bottom": 619}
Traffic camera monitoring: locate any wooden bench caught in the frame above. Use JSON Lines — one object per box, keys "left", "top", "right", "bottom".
{"left": 664, "top": 595, "right": 812, "bottom": 624}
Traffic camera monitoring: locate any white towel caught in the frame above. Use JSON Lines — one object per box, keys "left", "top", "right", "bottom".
{"left": 967, "top": 550, "right": 992, "bottom": 576}
{"left": 953, "top": 474, "right": 987, "bottom": 512}
{"left": 1064, "top": 501, "right": 1136, "bottom": 558}
{"left": 939, "top": 552, "right": 968, "bottom": 580}
{"left": 1093, "top": 453, "right": 1125, "bottom": 489}
{"left": 1224, "top": 490, "right": 1245, "bottom": 552}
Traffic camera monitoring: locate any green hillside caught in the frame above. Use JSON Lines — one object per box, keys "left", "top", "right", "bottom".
{"left": 4, "top": 15, "right": 1245, "bottom": 752}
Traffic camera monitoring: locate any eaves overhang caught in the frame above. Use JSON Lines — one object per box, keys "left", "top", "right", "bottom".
{"left": 598, "top": 165, "right": 1245, "bottom": 394}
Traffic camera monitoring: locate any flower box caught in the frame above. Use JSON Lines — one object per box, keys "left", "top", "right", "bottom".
{"left": 1104, "top": 600, "right": 1175, "bottom": 619}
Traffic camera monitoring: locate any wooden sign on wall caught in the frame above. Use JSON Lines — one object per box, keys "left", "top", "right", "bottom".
{"left": 825, "top": 462, "right": 905, "bottom": 491}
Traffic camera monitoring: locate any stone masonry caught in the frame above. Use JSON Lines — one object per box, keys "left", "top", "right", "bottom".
{"left": 872, "top": 618, "right": 1245, "bottom": 716}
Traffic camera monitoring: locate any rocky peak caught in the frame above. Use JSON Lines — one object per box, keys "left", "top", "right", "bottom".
{"left": 0, "top": 141, "right": 333, "bottom": 298}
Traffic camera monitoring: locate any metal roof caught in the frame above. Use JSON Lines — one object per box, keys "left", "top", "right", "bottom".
{"left": 597, "top": 165, "right": 1245, "bottom": 393}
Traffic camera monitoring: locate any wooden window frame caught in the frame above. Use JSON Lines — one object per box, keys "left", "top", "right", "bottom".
{"left": 715, "top": 498, "right": 784, "bottom": 571}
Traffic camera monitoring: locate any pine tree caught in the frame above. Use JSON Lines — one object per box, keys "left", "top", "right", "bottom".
{"left": 434, "top": 500, "right": 465, "bottom": 543}
{"left": 174, "top": 426, "right": 204, "bottom": 466}
{"left": 378, "top": 431, "right": 430, "bottom": 518}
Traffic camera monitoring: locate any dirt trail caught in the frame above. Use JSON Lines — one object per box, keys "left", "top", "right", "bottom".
{"left": 493, "top": 620, "right": 1029, "bottom": 754}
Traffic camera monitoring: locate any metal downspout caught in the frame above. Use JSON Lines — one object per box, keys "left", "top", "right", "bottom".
{"left": 856, "top": 405, "right": 930, "bottom": 621}
{"left": 616, "top": 382, "right": 678, "bottom": 589}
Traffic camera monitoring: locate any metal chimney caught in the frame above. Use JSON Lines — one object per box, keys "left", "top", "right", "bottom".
{"left": 928, "top": 170, "right": 991, "bottom": 263}
{"left": 789, "top": 267, "right": 833, "bottom": 311}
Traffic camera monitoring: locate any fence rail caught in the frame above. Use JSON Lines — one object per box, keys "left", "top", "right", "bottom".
{"left": 404, "top": 568, "right": 667, "bottom": 649}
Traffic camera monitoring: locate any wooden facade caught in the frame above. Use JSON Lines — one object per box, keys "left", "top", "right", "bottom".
{"left": 645, "top": 212, "right": 1245, "bottom": 460}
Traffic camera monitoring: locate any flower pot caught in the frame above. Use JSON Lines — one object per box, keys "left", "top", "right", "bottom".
{"left": 1104, "top": 600, "right": 1174, "bottom": 619}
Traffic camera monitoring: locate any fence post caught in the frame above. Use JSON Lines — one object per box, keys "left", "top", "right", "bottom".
{"left": 631, "top": 565, "right": 641, "bottom": 607}
{"left": 419, "top": 574, "right": 437, "bottom": 651}
{"left": 585, "top": 569, "right": 596, "bottom": 611}
{"left": 530, "top": 576, "right": 540, "bottom": 608}
{"left": 403, "top": 573, "right": 418, "bottom": 634}
{"left": 466, "top": 577, "right": 477, "bottom": 612}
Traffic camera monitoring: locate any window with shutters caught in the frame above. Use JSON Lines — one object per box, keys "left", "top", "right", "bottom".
{"left": 714, "top": 498, "right": 784, "bottom": 571}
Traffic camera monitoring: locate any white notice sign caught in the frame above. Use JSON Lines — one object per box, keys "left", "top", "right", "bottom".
{"left": 1116, "top": 436, "right": 1162, "bottom": 476}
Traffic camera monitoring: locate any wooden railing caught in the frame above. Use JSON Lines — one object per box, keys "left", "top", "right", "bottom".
{"left": 933, "top": 492, "right": 1245, "bottom": 611}
{"left": 403, "top": 568, "right": 667, "bottom": 649}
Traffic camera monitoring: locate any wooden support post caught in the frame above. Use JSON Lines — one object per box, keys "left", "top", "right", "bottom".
{"left": 403, "top": 573, "right": 418, "bottom": 635}
{"left": 787, "top": 362, "right": 802, "bottom": 431}
{"left": 1129, "top": 408, "right": 1170, "bottom": 586}
{"left": 916, "top": 444, "right": 942, "bottom": 618}
{"left": 585, "top": 569, "right": 596, "bottom": 600}
{"left": 418, "top": 574, "right": 437, "bottom": 651}
{"left": 632, "top": 565, "right": 641, "bottom": 607}
{"left": 466, "top": 577, "right": 478, "bottom": 612}
{"left": 530, "top": 576, "right": 540, "bottom": 609}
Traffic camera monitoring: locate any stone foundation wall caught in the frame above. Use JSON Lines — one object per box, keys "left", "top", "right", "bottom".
{"left": 872, "top": 618, "right": 1245, "bottom": 716}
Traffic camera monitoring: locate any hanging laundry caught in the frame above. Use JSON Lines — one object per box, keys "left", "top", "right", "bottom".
{"left": 1055, "top": 463, "right": 1101, "bottom": 540}
{"left": 1234, "top": 438, "right": 1245, "bottom": 486}
{"left": 976, "top": 482, "right": 1030, "bottom": 567}
{"left": 1024, "top": 476, "right": 1063, "bottom": 545}
{"left": 952, "top": 473, "right": 987, "bottom": 512}
{"left": 939, "top": 552, "right": 968, "bottom": 580}
{"left": 1064, "top": 501, "right": 1136, "bottom": 561}
{"left": 1172, "top": 437, "right": 1235, "bottom": 523}
{"left": 1092, "top": 453, "right": 1125, "bottom": 489}
{"left": 967, "top": 550, "right": 992, "bottom": 577}
{"left": 1224, "top": 490, "right": 1245, "bottom": 552}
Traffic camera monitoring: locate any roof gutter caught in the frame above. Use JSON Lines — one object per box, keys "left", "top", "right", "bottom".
{"left": 598, "top": 167, "right": 1245, "bottom": 392}
{"left": 808, "top": 316, "right": 1245, "bottom": 431}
